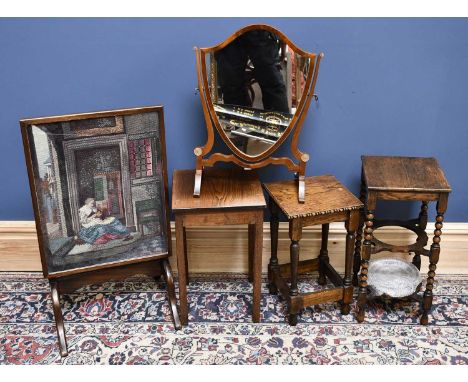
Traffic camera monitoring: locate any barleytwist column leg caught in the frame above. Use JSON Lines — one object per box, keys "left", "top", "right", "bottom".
{"left": 420, "top": 198, "right": 446, "bottom": 325}
{"left": 353, "top": 172, "right": 366, "bottom": 286}
{"left": 413, "top": 201, "right": 428, "bottom": 270}
{"left": 356, "top": 202, "right": 375, "bottom": 323}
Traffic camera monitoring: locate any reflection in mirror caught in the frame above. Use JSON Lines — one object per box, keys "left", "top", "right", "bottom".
{"left": 206, "top": 29, "right": 310, "bottom": 156}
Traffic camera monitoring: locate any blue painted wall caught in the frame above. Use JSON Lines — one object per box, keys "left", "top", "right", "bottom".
{"left": 1, "top": 18, "right": 467, "bottom": 221}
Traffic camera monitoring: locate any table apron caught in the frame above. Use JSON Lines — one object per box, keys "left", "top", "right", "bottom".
{"left": 178, "top": 209, "right": 263, "bottom": 226}
{"left": 299, "top": 210, "right": 350, "bottom": 227}
{"left": 372, "top": 190, "right": 442, "bottom": 202}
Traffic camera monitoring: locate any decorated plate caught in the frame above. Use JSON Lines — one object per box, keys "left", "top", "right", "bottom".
{"left": 367, "top": 258, "right": 422, "bottom": 298}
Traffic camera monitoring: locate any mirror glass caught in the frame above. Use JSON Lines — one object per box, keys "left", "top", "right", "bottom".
{"left": 205, "top": 29, "right": 311, "bottom": 156}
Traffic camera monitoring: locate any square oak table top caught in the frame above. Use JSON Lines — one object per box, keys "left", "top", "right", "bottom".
{"left": 362, "top": 156, "right": 451, "bottom": 193}
{"left": 172, "top": 168, "right": 266, "bottom": 212}
{"left": 263, "top": 175, "right": 363, "bottom": 220}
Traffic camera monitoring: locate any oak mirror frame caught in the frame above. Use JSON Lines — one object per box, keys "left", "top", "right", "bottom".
{"left": 193, "top": 24, "right": 324, "bottom": 202}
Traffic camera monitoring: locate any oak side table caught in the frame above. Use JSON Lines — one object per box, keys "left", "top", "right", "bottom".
{"left": 263, "top": 175, "right": 363, "bottom": 325}
{"left": 172, "top": 168, "right": 266, "bottom": 325}
{"left": 354, "top": 156, "right": 451, "bottom": 325}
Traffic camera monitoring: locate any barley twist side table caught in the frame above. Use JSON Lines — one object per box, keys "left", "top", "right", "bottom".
{"left": 354, "top": 156, "right": 451, "bottom": 325}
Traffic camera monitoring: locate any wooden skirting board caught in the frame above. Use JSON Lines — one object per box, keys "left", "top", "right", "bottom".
{"left": 0, "top": 221, "right": 467, "bottom": 274}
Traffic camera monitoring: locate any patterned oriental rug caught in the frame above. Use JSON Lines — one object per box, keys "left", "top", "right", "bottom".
{"left": 0, "top": 272, "right": 467, "bottom": 365}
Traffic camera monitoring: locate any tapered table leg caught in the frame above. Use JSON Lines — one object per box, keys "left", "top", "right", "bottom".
{"left": 248, "top": 224, "right": 255, "bottom": 283}
{"left": 183, "top": 227, "right": 189, "bottom": 284}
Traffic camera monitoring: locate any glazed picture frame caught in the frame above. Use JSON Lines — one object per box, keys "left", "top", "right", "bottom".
{"left": 21, "top": 106, "right": 172, "bottom": 279}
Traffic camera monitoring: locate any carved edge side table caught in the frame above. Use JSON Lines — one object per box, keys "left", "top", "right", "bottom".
{"left": 264, "top": 175, "right": 363, "bottom": 325}
{"left": 354, "top": 156, "right": 451, "bottom": 325}
{"left": 172, "top": 168, "right": 266, "bottom": 325}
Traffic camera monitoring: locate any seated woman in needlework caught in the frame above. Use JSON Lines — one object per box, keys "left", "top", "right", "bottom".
{"left": 77, "top": 198, "right": 132, "bottom": 245}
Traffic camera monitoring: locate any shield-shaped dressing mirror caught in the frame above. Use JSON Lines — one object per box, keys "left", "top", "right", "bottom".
{"left": 207, "top": 32, "right": 310, "bottom": 157}
{"left": 194, "top": 24, "right": 323, "bottom": 202}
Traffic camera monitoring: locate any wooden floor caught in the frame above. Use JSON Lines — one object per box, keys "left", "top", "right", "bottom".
{"left": 1, "top": 221, "right": 467, "bottom": 274}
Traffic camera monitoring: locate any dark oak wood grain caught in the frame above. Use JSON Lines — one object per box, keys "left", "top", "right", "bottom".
{"left": 172, "top": 168, "right": 265, "bottom": 325}
{"left": 362, "top": 156, "right": 451, "bottom": 192}
{"left": 265, "top": 176, "right": 362, "bottom": 325}
{"left": 172, "top": 168, "right": 266, "bottom": 211}
{"left": 355, "top": 156, "right": 451, "bottom": 325}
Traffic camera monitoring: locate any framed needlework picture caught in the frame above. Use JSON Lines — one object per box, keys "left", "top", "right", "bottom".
{"left": 21, "top": 106, "right": 180, "bottom": 357}
{"left": 21, "top": 106, "right": 172, "bottom": 277}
